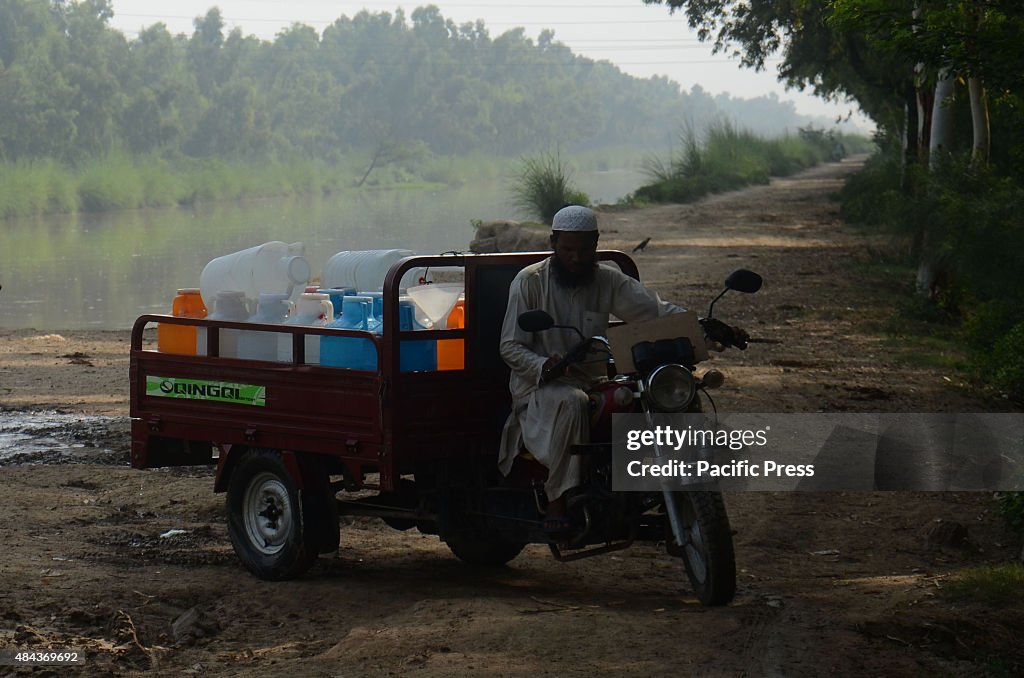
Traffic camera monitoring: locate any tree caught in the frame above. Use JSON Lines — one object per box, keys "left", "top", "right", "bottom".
{"left": 0, "top": 0, "right": 77, "bottom": 160}
{"left": 642, "top": 1, "right": 912, "bottom": 141}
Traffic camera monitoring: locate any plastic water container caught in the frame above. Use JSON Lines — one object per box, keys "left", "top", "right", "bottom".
{"left": 322, "top": 249, "right": 425, "bottom": 291}
{"left": 318, "top": 288, "right": 356, "bottom": 319}
{"left": 358, "top": 292, "right": 384, "bottom": 332}
{"left": 199, "top": 241, "right": 311, "bottom": 311}
{"left": 157, "top": 288, "right": 207, "bottom": 355}
{"left": 437, "top": 297, "right": 465, "bottom": 370}
{"left": 278, "top": 293, "right": 333, "bottom": 364}
{"left": 398, "top": 300, "right": 437, "bottom": 372}
{"left": 199, "top": 291, "right": 249, "bottom": 357}
{"left": 321, "top": 296, "right": 378, "bottom": 371}
{"left": 237, "top": 293, "right": 290, "bottom": 362}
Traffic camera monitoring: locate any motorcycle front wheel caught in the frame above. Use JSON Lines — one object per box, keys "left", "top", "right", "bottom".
{"left": 666, "top": 491, "right": 736, "bottom": 606}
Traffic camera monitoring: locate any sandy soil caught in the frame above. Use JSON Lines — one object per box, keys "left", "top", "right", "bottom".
{"left": 1, "top": 158, "right": 1022, "bottom": 677}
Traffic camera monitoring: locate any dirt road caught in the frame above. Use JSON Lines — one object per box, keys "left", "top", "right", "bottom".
{"left": 1, "top": 158, "right": 1021, "bottom": 676}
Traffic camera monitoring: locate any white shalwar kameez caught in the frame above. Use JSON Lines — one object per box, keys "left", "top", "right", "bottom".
{"left": 498, "top": 257, "right": 686, "bottom": 501}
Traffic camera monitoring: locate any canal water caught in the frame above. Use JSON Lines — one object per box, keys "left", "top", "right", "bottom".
{"left": 0, "top": 169, "right": 644, "bottom": 330}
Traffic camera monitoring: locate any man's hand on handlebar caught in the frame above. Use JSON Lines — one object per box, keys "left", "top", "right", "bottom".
{"left": 732, "top": 326, "right": 750, "bottom": 349}
{"left": 701, "top": 318, "right": 750, "bottom": 351}
{"left": 541, "top": 353, "right": 565, "bottom": 382}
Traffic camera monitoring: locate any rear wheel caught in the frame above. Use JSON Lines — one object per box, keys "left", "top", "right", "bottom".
{"left": 666, "top": 491, "right": 736, "bottom": 606}
{"left": 226, "top": 449, "right": 330, "bottom": 580}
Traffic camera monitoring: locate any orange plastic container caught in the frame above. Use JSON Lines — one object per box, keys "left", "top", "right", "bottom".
{"left": 437, "top": 298, "right": 465, "bottom": 370}
{"left": 157, "top": 288, "right": 208, "bottom": 354}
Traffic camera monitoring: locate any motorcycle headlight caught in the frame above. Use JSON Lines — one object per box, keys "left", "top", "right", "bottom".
{"left": 645, "top": 364, "right": 696, "bottom": 412}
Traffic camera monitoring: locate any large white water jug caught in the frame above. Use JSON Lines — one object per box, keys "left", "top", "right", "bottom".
{"left": 322, "top": 249, "right": 425, "bottom": 291}
{"left": 200, "top": 241, "right": 311, "bottom": 311}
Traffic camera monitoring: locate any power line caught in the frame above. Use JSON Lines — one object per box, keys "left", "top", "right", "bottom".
{"left": 115, "top": 12, "right": 694, "bottom": 27}
{"left": 117, "top": 0, "right": 673, "bottom": 9}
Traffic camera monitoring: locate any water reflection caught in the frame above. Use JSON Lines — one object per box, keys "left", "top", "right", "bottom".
{"left": 0, "top": 170, "right": 642, "bottom": 329}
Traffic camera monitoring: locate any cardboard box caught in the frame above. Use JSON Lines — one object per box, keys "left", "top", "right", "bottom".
{"left": 607, "top": 311, "right": 708, "bottom": 373}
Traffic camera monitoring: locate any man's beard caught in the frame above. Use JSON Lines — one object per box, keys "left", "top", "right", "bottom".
{"left": 550, "top": 254, "right": 597, "bottom": 289}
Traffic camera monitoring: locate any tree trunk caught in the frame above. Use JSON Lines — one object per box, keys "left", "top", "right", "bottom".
{"left": 915, "top": 232, "right": 943, "bottom": 299}
{"left": 968, "top": 77, "right": 990, "bottom": 165}
{"left": 916, "top": 66, "right": 934, "bottom": 167}
{"left": 928, "top": 69, "right": 956, "bottom": 169}
{"left": 902, "top": 83, "right": 920, "bottom": 192}
{"left": 917, "top": 70, "right": 957, "bottom": 298}
{"left": 356, "top": 142, "right": 385, "bottom": 188}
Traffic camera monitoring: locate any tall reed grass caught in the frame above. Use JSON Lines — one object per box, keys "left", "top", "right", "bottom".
{"left": 633, "top": 121, "right": 847, "bottom": 204}
{"left": 0, "top": 155, "right": 406, "bottom": 219}
{"left": 0, "top": 160, "right": 78, "bottom": 217}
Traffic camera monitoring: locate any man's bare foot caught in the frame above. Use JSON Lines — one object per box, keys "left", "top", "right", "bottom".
{"left": 543, "top": 496, "right": 571, "bottom": 534}
{"left": 546, "top": 495, "right": 566, "bottom": 519}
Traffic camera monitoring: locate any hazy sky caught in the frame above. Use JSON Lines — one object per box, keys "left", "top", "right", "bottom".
{"left": 109, "top": 0, "right": 870, "bottom": 127}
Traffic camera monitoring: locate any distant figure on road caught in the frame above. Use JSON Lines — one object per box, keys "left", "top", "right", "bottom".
{"left": 831, "top": 142, "right": 846, "bottom": 162}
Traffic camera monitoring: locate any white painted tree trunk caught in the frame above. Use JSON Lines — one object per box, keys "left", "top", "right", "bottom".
{"left": 969, "top": 77, "right": 990, "bottom": 164}
{"left": 929, "top": 69, "right": 956, "bottom": 169}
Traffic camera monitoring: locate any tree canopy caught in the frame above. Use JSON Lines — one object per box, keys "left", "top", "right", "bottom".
{"left": 0, "top": 0, "right": 829, "bottom": 165}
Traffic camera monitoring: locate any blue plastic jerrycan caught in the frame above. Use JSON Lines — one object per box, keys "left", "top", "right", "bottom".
{"left": 398, "top": 300, "right": 437, "bottom": 372}
{"left": 320, "top": 296, "right": 378, "bottom": 370}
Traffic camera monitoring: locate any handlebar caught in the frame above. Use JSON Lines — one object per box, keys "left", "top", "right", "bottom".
{"left": 541, "top": 337, "right": 598, "bottom": 383}
{"left": 538, "top": 319, "right": 749, "bottom": 384}
{"left": 699, "top": 317, "right": 749, "bottom": 350}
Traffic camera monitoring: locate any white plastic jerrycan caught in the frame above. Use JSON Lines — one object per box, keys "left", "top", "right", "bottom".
{"left": 198, "top": 290, "right": 249, "bottom": 358}
{"left": 200, "top": 241, "right": 311, "bottom": 311}
{"left": 237, "top": 292, "right": 292, "bottom": 362}
{"left": 278, "top": 292, "right": 333, "bottom": 364}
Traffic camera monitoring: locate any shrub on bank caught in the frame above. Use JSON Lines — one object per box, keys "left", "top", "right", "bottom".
{"left": 510, "top": 151, "right": 590, "bottom": 224}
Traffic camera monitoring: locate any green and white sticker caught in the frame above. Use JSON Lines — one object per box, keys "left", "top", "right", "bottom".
{"left": 146, "top": 376, "right": 266, "bottom": 407}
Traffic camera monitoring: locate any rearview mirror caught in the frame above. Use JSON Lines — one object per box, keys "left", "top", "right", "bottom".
{"left": 518, "top": 310, "right": 555, "bottom": 332}
{"left": 725, "top": 269, "right": 762, "bottom": 294}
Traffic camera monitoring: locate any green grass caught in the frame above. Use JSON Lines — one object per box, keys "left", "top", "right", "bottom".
{"left": 943, "top": 563, "right": 1024, "bottom": 606}
{"left": 888, "top": 346, "right": 966, "bottom": 372}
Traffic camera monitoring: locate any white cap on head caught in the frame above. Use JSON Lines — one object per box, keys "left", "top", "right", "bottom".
{"left": 551, "top": 205, "right": 598, "bottom": 232}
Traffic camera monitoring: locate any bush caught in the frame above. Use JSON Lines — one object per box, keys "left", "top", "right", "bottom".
{"left": 838, "top": 152, "right": 907, "bottom": 228}
{"left": 987, "top": 322, "right": 1024, "bottom": 400}
{"left": 510, "top": 151, "right": 589, "bottom": 224}
{"left": 997, "top": 492, "right": 1024, "bottom": 534}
